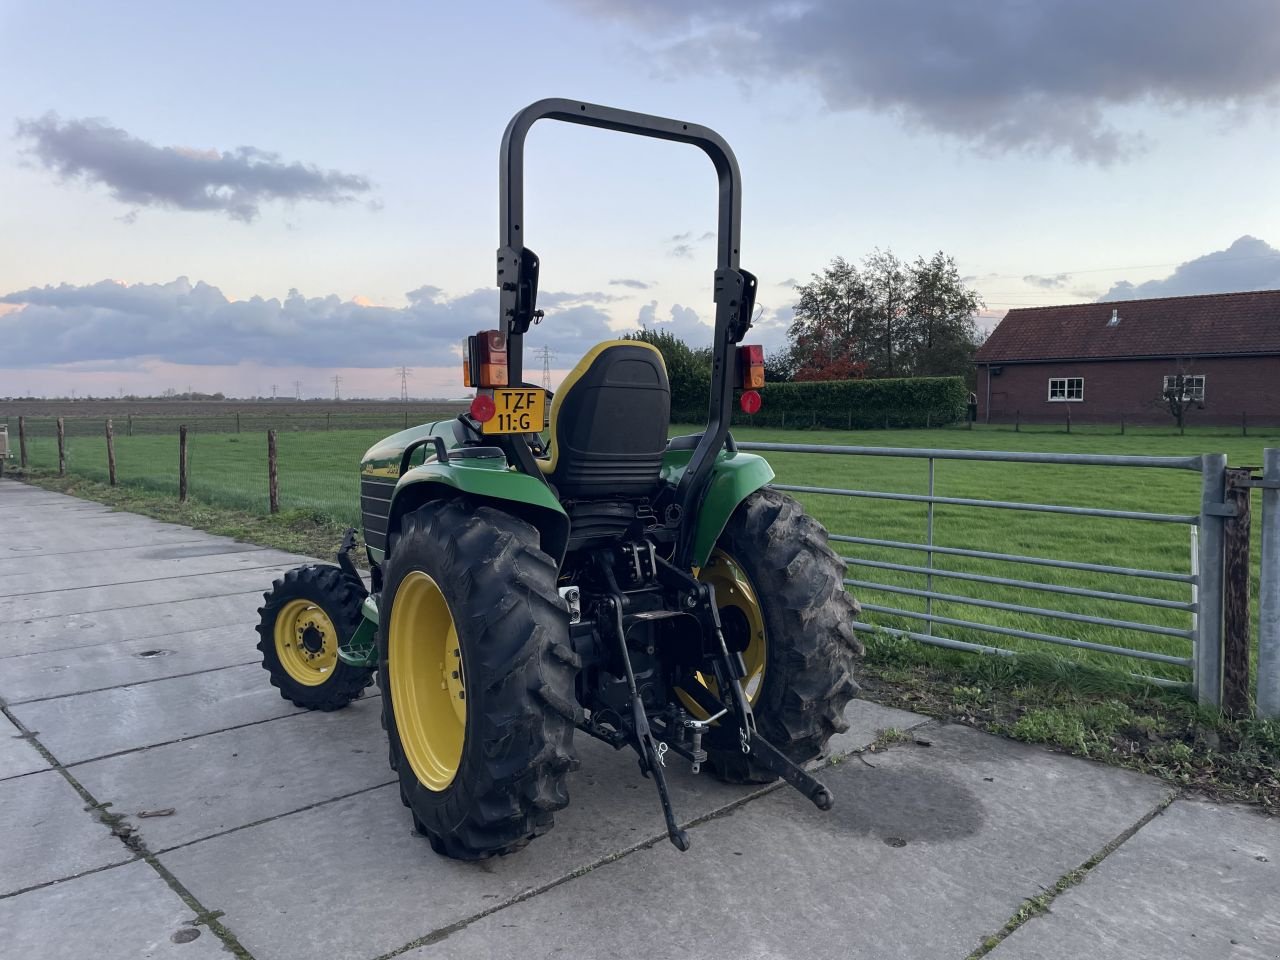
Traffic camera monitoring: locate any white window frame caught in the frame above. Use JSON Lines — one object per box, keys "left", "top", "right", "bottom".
{"left": 1163, "top": 374, "right": 1205, "bottom": 401}
{"left": 1047, "top": 377, "right": 1084, "bottom": 402}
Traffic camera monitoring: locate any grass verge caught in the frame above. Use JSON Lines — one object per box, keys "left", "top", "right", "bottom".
{"left": 859, "top": 630, "right": 1280, "bottom": 809}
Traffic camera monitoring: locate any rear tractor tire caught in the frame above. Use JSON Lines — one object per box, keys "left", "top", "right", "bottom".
{"left": 697, "top": 488, "right": 863, "bottom": 783}
{"left": 378, "top": 500, "right": 579, "bottom": 861}
{"left": 256, "top": 564, "right": 375, "bottom": 711}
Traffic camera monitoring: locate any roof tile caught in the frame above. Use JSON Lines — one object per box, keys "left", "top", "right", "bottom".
{"left": 975, "top": 289, "right": 1280, "bottom": 363}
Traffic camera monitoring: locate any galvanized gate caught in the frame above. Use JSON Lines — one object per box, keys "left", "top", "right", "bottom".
{"left": 737, "top": 441, "right": 1251, "bottom": 709}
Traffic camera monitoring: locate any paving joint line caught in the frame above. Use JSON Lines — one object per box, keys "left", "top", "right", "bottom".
{"left": 0, "top": 537, "right": 215, "bottom": 560}
{"left": 59, "top": 693, "right": 383, "bottom": 768}
{"left": 373, "top": 717, "right": 937, "bottom": 958}
{"left": 9, "top": 586, "right": 284, "bottom": 625}
{"left": 963, "top": 788, "right": 1180, "bottom": 959}
{"left": 152, "top": 779, "right": 400, "bottom": 856}
{"left": 0, "top": 559, "right": 287, "bottom": 599}
{"left": 0, "top": 618, "right": 262, "bottom": 662}
{"left": 7, "top": 659, "right": 261, "bottom": 705}
{"left": 0, "top": 701, "right": 258, "bottom": 959}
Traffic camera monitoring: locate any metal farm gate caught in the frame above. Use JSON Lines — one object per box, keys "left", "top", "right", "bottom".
{"left": 737, "top": 442, "right": 1280, "bottom": 716}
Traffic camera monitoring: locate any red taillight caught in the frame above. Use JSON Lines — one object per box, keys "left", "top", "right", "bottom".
{"left": 464, "top": 330, "right": 508, "bottom": 388}
{"left": 737, "top": 344, "right": 764, "bottom": 389}
{"left": 740, "top": 390, "right": 762, "bottom": 414}
{"left": 470, "top": 394, "right": 496, "bottom": 422}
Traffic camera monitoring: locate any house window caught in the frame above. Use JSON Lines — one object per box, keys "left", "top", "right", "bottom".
{"left": 1047, "top": 377, "right": 1084, "bottom": 402}
{"left": 1163, "top": 374, "right": 1205, "bottom": 401}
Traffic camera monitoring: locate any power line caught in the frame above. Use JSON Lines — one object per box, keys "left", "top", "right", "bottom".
{"left": 395, "top": 366, "right": 413, "bottom": 402}
{"left": 294, "top": 380, "right": 302, "bottom": 400}
{"left": 331, "top": 375, "right": 342, "bottom": 401}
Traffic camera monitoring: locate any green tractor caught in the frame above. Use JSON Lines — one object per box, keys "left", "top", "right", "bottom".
{"left": 256, "top": 99, "right": 862, "bottom": 860}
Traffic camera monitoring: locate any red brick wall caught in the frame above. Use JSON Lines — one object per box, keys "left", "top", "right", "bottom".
{"left": 976, "top": 356, "right": 1280, "bottom": 425}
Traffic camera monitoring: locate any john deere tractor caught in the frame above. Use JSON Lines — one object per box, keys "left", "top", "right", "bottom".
{"left": 256, "top": 99, "right": 862, "bottom": 860}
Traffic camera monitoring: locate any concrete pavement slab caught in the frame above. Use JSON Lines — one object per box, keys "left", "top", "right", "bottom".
{"left": 157, "top": 701, "right": 928, "bottom": 960}
{"left": 0, "top": 860, "right": 229, "bottom": 960}
{"left": 0, "top": 768, "right": 133, "bottom": 896}
{"left": 990, "top": 799, "right": 1279, "bottom": 960}
{"left": 0, "top": 622, "right": 260, "bottom": 703}
{"left": 3, "top": 590, "right": 271, "bottom": 659}
{"left": 1, "top": 517, "right": 214, "bottom": 557}
{"left": 74, "top": 696, "right": 391, "bottom": 851}
{"left": 400, "top": 725, "right": 1174, "bottom": 960}
{"left": 0, "top": 711, "right": 48, "bottom": 780}
{"left": 0, "top": 565, "right": 295, "bottom": 621}
{"left": 0, "top": 542, "right": 307, "bottom": 594}
{"left": 9, "top": 663, "right": 307, "bottom": 763}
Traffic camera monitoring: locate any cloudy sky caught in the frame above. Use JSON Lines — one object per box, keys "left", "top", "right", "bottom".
{"left": 2, "top": 0, "right": 1279, "bottom": 398}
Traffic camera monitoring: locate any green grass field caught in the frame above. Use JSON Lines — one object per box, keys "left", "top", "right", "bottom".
{"left": 20, "top": 421, "right": 1275, "bottom": 684}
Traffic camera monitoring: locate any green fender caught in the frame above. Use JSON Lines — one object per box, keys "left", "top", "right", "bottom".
{"left": 388, "top": 458, "right": 570, "bottom": 567}
{"left": 661, "top": 448, "right": 775, "bottom": 568}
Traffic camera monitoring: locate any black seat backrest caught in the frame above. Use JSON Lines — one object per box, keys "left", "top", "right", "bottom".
{"left": 540, "top": 340, "right": 671, "bottom": 499}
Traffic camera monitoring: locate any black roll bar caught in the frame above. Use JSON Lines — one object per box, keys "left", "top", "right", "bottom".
{"left": 497, "top": 99, "right": 756, "bottom": 565}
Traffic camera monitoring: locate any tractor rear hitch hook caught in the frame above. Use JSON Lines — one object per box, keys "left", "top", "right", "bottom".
{"left": 603, "top": 595, "right": 691, "bottom": 852}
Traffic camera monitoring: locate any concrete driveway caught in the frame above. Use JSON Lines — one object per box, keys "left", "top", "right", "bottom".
{"left": 1, "top": 478, "right": 1276, "bottom": 959}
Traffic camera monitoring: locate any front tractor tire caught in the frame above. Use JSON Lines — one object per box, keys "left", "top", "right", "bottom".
{"left": 256, "top": 565, "right": 375, "bottom": 711}
{"left": 379, "top": 500, "right": 579, "bottom": 861}
{"left": 700, "top": 488, "right": 863, "bottom": 783}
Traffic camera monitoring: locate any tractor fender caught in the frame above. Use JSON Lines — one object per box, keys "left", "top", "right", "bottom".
{"left": 387, "top": 461, "right": 570, "bottom": 567}
{"left": 662, "top": 449, "right": 776, "bottom": 568}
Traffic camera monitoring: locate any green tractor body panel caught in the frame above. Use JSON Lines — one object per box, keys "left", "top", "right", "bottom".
{"left": 359, "top": 420, "right": 570, "bottom": 570}
{"left": 660, "top": 448, "right": 774, "bottom": 568}
{"left": 358, "top": 422, "right": 771, "bottom": 594}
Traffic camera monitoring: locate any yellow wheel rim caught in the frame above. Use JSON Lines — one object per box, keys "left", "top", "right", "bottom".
{"left": 273, "top": 599, "right": 340, "bottom": 687}
{"left": 388, "top": 571, "right": 466, "bottom": 792}
{"left": 679, "top": 549, "right": 767, "bottom": 718}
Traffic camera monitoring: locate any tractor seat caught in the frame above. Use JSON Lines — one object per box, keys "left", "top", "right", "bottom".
{"left": 538, "top": 340, "right": 671, "bottom": 499}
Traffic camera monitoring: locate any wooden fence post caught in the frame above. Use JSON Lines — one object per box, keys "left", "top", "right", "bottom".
{"left": 1222, "top": 468, "right": 1253, "bottom": 716}
{"left": 268, "top": 429, "right": 280, "bottom": 514}
{"left": 106, "top": 419, "right": 117, "bottom": 486}
{"left": 1065, "top": 406, "right": 1072, "bottom": 434}
{"left": 1015, "top": 410, "right": 1020, "bottom": 432}
{"left": 1120, "top": 414, "right": 1125, "bottom": 436}
{"left": 127, "top": 414, "right": 133, "bottom": 437}
{"left": 57, "top": 417, "right": 66, "bottom": 476}
{"left": 1242, "top": 411, "right": 1248, "bottom": 437}
{"left": 179, "top": 425, "right": 188, "bottom": 503}
{"left": 18, "top": 415, "right": 27, "bottom": 468}
{"left": 236, "top": 412, "right": 241, "bottom": 434}
{"left": 326, "top": 412, "right": 331, "bottom": 431}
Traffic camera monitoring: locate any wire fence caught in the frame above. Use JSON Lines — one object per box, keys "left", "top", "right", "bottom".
{"left": 4, "top": 406, "right": 467, "bottom": 438}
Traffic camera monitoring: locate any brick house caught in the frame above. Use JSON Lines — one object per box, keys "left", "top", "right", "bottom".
{"left": 974, "top": 290, "right": 1280, "bottom": 426}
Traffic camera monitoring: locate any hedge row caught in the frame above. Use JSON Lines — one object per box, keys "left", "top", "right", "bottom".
{"left": 672, "top": 376, "right": 968, "bottom": 429}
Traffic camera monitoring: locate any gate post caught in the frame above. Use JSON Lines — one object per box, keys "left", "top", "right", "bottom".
{"left": 1194, "top": 454, "right": 1228, "bottom": 708}
{"left": 1257, "top": 448, "right": 1280, "bottom": 718}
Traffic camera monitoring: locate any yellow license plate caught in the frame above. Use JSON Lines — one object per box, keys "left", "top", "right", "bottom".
{"left": 481, "top": 388, "right": 546, "bottom": 435}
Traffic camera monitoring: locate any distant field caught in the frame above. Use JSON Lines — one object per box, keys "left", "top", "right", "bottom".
{"left": 15, "top": 419, "right": 1275, "bottom": 684}
{"left": 2, "top": 399, "right": 468, "bottom": 436}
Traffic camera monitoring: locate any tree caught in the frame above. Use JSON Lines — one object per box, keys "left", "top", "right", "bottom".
{"left": 1159, "top": 365, "right": 1204, "bottom": 434}
{"left": 786, "top": 250, "right": 983, "bottom": 380}
{"left": 623, "top": 328, "right": 711, "bottom": 413}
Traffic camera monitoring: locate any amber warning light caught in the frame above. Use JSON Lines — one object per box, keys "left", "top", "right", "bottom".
{"left": 737, "top": 344, "right": 764, "bottom": 413}
{"left": 738, "top": 344, "right": 764, "bottom": 389}
{"left": 462, "top": 330, "right": 509, "bottom": 389}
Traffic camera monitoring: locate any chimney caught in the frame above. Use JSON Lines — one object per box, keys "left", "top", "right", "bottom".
{"left": 1107, "top": 309, "right": 1120, "bottom": 327}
